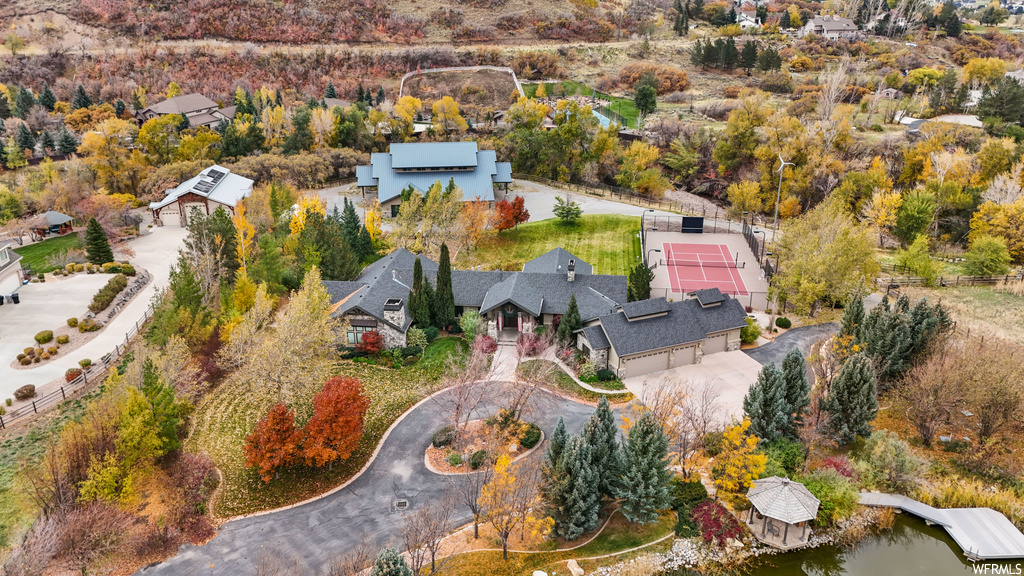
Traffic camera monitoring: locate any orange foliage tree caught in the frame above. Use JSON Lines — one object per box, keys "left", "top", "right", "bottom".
{"left": 244, "top": 403, "right": 303, "bottom": 483}
{"left": 303, "top": 377, "right": 370, "bottom": 468}
{"left": 494, "top": 195, "right": 530, "bottom": 233}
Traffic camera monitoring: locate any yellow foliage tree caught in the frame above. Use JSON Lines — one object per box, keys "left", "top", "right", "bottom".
{"left": 310, "top": 107, "right": 337, "bottom": 149}
{"left": 535, "top": 82, "right": 547, "bottom": 98}
{"left": 289, "top": 194, "right": 327, "bottom": 235}
{"left": 970, "top": 197, "right": 1024, "bottom": 263}
{"left": 616, "top": 140, "right": 670, "bottom": 196}
{"left": 860, "top": 190, "right": 903, "bottom": 246}
{"left": 79, "top": 118, "right": 148, "bottom": 196}
{"left": 726, "top": 181, "right": 762, "bottom": 217}
{"left": 962, "top": 58, "right": 1009, "bottom": 87}
{"left": 479, "top": 455, "right": 552, "bottom": 560}
{"left": 787, "top": 5, "right": 803, "bottom": 27}
{"left": 166, "top": 81, "right": 183, "bottom": 98}
{"left": 431, "top": 96, "right": 468, "bottom": 138}
{"left": 233, "top": 203, "right": 256, "bottom": 273}
{"left": 712, "top": 418, "right": 766, "bottom": 503}
{"left": 364, "top": 199, "right": 384, "bottom": 242}
{"left": 506, "top": 96, "right": 551, "bottom": 130}
{"left": 260, "top": 105, "right": 290, "bottom": 148}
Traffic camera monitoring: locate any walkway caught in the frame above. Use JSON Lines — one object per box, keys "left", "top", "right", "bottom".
{"left": 859, "top": 492, "right": 1024, "bottom": 560}
{"left": 136, "top": 386, "right": 601, "bottom": 575}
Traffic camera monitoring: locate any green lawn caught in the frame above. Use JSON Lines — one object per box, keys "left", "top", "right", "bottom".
{"left": 518, "top": 360, "right": 634, "bottom": 404}
{"left": 189, "top": 337, "right": 468, "bottom": 517}
{"left": 13, "top": 234, "right": 81, "bottom": 274}
{"left": 457, "top": 215, "right": 642, "bottom": 277}
{"left": 522, "top": 81, "right": 640, "bottom": 128}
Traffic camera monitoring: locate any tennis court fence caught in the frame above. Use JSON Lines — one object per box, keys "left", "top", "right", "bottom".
{"left": 659, "top": 258, "right": 746, "bottom": 269}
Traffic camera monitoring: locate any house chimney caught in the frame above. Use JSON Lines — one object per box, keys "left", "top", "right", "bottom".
{"left": 383, "top": 298, "right": 406, "bottom": 327}
{"left": 567, "top": 260, "right": 576, "bottom": 282}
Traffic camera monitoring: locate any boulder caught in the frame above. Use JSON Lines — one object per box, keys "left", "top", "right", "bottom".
{"left": 567, "top": 559, "right": 584, "bottom": 576}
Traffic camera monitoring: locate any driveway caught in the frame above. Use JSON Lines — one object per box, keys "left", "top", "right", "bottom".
{"left": 137, "top": 386, "right": 609, "bottom": 576}
{"left": 0, "top": 226, "right": 187, "bottom": 400}
{"left": 743, "top": 323, "right": 839, "bottom": 367}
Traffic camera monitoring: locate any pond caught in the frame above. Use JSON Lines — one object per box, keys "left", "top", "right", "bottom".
{"left": 666, "top": 515, "right": 1022, "bottom": 575}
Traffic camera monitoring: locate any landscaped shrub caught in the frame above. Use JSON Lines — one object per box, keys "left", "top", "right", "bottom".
{"left": 740, "top": 317, "right": 762, "bottom": 344}
{"left": 88, "top": 274, "right": 128, "bottom": 313}
{"left": 13, "top": 385, "right": 36, "bottom": 401}
{"left": 78, "top": 318, "right": 100, "bottom": 332}
{"left": 669, "top": 477, "right": 709, "bottom": 511}
{"left": 596, "top": 369, "right": 616, "bottom": 381}
{"left": 578, "top": 360, "right": 597, "bottom": 381}
{"left": 67, "top": 317, "right": 78, "bottom": 327}
{"left": 692, "top": 500, "right": 744, "bottom": 547}
{"left": 19, "top": 357, "right": 31, "bottom": 365}
{"left": 447, "top": 453, "right": 463, "bottom": 466}
{"left": 399, "top": 346, "right": 422, "bottom": 358}
{"left": 4, "top": 398, "right": 10, "bottom": 406}
{"left": 432, "top": 425, "right": 456, "bottom": 448}
{"left": 57, "top": 335, "right": 70, "bottom": 344}
{"left": 518, "top": 422, "right": 542, "bottom": 449}
{"left": 23, "top": 347, "right": 34, "bottom": 356}
{"left": 854, "top": 430, "right": 925, "bottom": 494}
{"left": 469, "top": 450, "right": 488, "bottom": 470}
{"left": 41, "top": 352, "right": 51, "bottom": 360}
{"left": 47, "top": 346, "right": 58, "bottom": 355}
{"left": 34, "top": 330, "right": 54, "bottom": 344}
{"left": 356, "top": 331, "right": 384, "bottom": 354}
{"left": 407, "top": 328, "right": 428, "bottom": 348}
{"left": 762, "top": 437, "right": 806, "bottom": 475}
{"left": 775, "top": 317, "right": 792, "bottom": 329}
{"left": 423, "top": 326, "right": 440, "bottom": 343}
{"left": 817, "top": 455, "right": 857, "bottom": 479}
{"left": 516, "top": 333, "right": 543, "bottom": 356}
{"left": 79, "top": 358, "right": 92, "bottom": 368}
{"left": 674, "top": 505, "right": 699, "bottom": 537}
{"left": 801, "top": 469, "right": 859, "bottom": 525}
{"left": 704, "top": 431, "right": 725, "bottom": 456}
{"left": 65, "top": 368, "right": 82, "bottom": 382}
{"left": 472, "top": 334, "right": 497, "bottom": 355}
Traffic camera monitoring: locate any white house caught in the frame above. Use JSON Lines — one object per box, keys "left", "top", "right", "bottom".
{"left": 799, "top": 15, "right": 859, "bottom": 40}
{"left": 149, "top": 165, "right": 254, "bottom": 226}
{"left": 0, "top": 243, "right": 24, "bottom": 295}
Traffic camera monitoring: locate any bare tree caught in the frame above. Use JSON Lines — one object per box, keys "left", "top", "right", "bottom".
{"left": 2, "top": 515, "right": 59, "bottom": 576}
{"left": 983, "top": 163, "right": 1024, "bottom": 205}
{"left": 502, "top": 333, "right": 555, "bottom": 422}
{"left": 902, "top": 352, "right": 964, "bottom": 447}
{"left": 22, "top": 440, "right": 76, "bottom": 520}
{"left": 54, "top": 502, "right": 137, "bottom": 576}
{"left": 817, "top": 60, "right": 850, "bottom": 122}
{"left": 320, "top": 540, "right": 376, "bottom": 576}
{"left": 402, "top": 491, "right": 456, "bottom": 574}
{"left": 960, "top": 336, "right": 1024, "bottom": 443}
{"left": 451, "top": 464, "right": 494, "bottom": 539}
{"left": 254, "top": 549, "right": 302, "bottom": 576}
{"left": 435, "top": 348, "right": 489, "bottom": 442}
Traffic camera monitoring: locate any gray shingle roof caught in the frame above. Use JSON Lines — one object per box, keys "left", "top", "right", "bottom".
{"left": 595, "top": 295, "right": 747, "bottom": 356}
{"left": 522, "top": 247, "right": 594, "bottom": 275}
{"left": 480, "top": 274, "right": 543, "bottom": 317}
{"left": 143, "top": 93, "right": 218, "bottom": 115}
{"left": 621, "top": 298, "right": 671, "bottom": 320}
{"left": 692, "top": 287, "right": 727, "bottom": 306}
{"left": 747, "top": 477, "right": 820, "bottom": 524}
{"left": 326, "top": 248, "right": 435, "bottom": 331}
{"left": 580, "top": 324, "right": 610, "bottom": 349}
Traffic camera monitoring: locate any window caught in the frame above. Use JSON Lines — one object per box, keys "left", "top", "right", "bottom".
{"left": 347, "top": 325, "right": 375, "bottom": 345}
{"left": 391, "top": 204, "right": 400, "bottom": 218}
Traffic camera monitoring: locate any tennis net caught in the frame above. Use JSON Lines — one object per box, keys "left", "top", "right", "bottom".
{"left": 660, "top": 258, "right": 745, "bottom": 269}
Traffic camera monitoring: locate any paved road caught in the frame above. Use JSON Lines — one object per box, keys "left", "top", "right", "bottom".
{"left": 137, "top": 386, "right": 608, "bottom": 576}
{"left": 743, "top": 322, "right": 839, "bottom": 367}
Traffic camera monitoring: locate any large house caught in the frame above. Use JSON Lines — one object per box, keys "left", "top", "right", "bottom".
{"left": 325, "top": 248, "right": 747, "bottom": 379}
{"left": 135, "top": 93, "right": 236, "bottom": 130}
{"left": 799, "top": 16, "right": 859, "bottom": 40}
{"left": 0, "top": 242, "right": 24, "bottom": 295}
{"left": 149, "top": 165, "right": 254, "bottom": 226}
{"left": 356, "top": 142, "right": 513, "bottom": 217}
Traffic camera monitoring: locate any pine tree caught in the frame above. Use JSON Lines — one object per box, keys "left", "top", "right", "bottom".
{"left": 274, "top": 88, "right": 283, "bottom": 107}
{"left": 84, "top": 217, "right": 114, "bottom": 265}
{"left": 340, "top": 198, "right": 361, "bottom": 253}
{"left": 169, "top": 253, "right": 203, "bottom": 313}
{"left": 689, "top": 39, "right": 706, "bottom": 68}
{"left": 581, "top": 397, "right": 622, "bottom": 500}
{"left": 114, "top": 99, "right": 127, "bottom": 118}
{"left": 410, "top": 258, "right": 431, "bottom": 328}
{"left": 39, "top": 84, "right": 57, "bottom": 111}
{"left": 370, "top": 547, "right": 413, "bottom": 576}
{"left": 14, "top": 87, "right": 35, "bottom": 119}
{"left": 16, "top": 123, "right": 35, "bottom": 154}
{"left": 376, "top": 86, "right": 386, "bottom": 105}
{"left": 780, "top": 348, "right": 811, "bottom": 433}
{"left": 285, "top": 106, "right": 313, "bottom": 153}
{"left": 177, "top": 112, "right": 191, "bottom": 132}
{"left": 556, "top": 436, "right": 602, "bottom": 539}
{"left": 72, "top": 85, "right": 92, "bottom": 110}
{"left": 616, "top": 411, "right": 671, "bottom": 524}
{"left": 722, "top": 37, "right": 739, "bottom": 70}
{"left": 740, "top": 40, "right": 758, "bottom": 71}
{"left": 542, "top": 417, "right": 570, "bottom": 527}
{"left": 357, "top": 225, "right": 373, "bottom": 260}
{"left": 140, "top": 358, "right": 184, "bottom": 453}
{"left": 325, "top": 82, "right": 337, "bottom": 99}
{"left": 434, "top": 244, "right": 455, "bottom": 330}
{"left": 40, "top": 130, "right": 55, "bottom": 153}
{"left": 681, "top": 1, "right": 690, "bottom": 33}
{"left": 743, "top": 363, "right": 788, "bottom": 442}
{"left": 822, "top": 353, "right": 878, "bottom": 445}
{"left": 0, "top": 95, "right": 9, "bottom": 120}
{"left": 356, "top": 84, "right": 366, "bottom": 104}
{"left": 839, "top": 292, "right": 864, "bottom": 340}
{"left": 944, "top": 15, "right": 962, "bottom": 37}
{"left": 556, "top": 294, "right": 581, "bottom": 345}
{"left": 57, "top": 127, "right": 78, "bottom": 154}
{"left": 627, "top": 262, "right": 654, "bottom": 302}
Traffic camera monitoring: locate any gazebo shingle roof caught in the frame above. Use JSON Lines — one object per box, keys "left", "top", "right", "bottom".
{"left": 747, "top": 476, "right": 820, "bottom": 525}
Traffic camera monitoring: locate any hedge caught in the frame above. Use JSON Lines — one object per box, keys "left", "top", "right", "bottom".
{"left": 78, "top": 318, "right": 100, "bottom": 332}
{"left": 519, "top": 422, "right": 542, "bottom": 449}
{"left": 88, "top": 274, "right": 128, "bottom": 313}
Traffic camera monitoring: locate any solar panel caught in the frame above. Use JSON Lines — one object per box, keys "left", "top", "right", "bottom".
{"left": 193, "top": 181, "right": 214, "bottom": 193}
{"left": 208, "top": 169, "right": 225, "bottom": 183}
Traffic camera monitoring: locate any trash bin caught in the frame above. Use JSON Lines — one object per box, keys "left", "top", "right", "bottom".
{"left": 11, "top": 293, "right": 19, "bottom": 304}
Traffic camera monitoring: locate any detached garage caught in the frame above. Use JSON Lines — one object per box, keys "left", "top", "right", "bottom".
{"left": 150, "top": 165, "right": 254, "bottom": 227}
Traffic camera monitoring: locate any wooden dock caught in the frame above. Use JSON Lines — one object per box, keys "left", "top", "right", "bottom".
{"left": 859, "top": 492, "right": 1024, "bottom": 560}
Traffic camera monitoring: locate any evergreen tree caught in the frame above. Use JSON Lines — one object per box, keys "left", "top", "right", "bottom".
{"left": 722, "top": 37, "right": 739, "bottom": 70}
{"left": 681, "top": 0, "right": 690, "bottom": 33}
{"left": 616, "top": 411, "right": 671, "bottom": 524}
{"left": 821, "top": 353, "right": 877, "bottom": 445}
{"left": 743, "top": 363, "right": 789, "bottom": 442}
{"left": 839, "top": 292, "right": 864, "bottom": 340}
{"left": 689, "top": 39, "right": 706, "bottom": 68}
{"left": 114, "top": 98, "right": 127, "bottom": 118}
{"left": 357, "top": 225, "right": 373, "bottom": 260}
{"left": 556, "top": 436, "right": 602, "bottom": 539}
{"left": 57, "top": 128, "right": 78, "bottom": 154}
{"left": 779, "top": 9, "right": 791, "bottom": 28}
{"left": 627, "top": 261, "right": 654, "bottom": 302}
{"left": 285, "top": 106, "right": 314, "bottom": 153}
{"left": 274, "top": 88, "right": 283, "bottom": 107}
{"left": 298, "top": 212, "right": 360, "bottom": 281}
{"left": 780, "top": 348, "right": 811, "bottom": 432}
{"left": 756, "top": 48, "right": 782, "bottom": 72}
{"left": 434, "top": 243, "right": 455, "bottom": 330}
{"left": 340, "top": 198, "right": 361, "bottom": 254}
{"left": 14, "top": 87, "right": 35, "bottom": 119}
{"left": 376, "top": 86, "right": 386, "bottom": 105}
{"left": 72, "top": 85, "right": 92, "bottom": 110}
{"left": 370, "top": 547, "right": 413, "bottom": 576}
{"left": 542, "top": 417, "right": 570, "bottom": 525}
{"left": 728, "top": 7, "right": 737, "bottom": 23}
{"left": 356, "top": 84, "right": 366, "bottom": 104}
{"left": 581, "top": 397, "right": 622, "bottom": 500}
{"left": 38, "top": 84, "right": 56, "bottom": 111}
{"left": 84, "top": 217, "right": 114, "bottom": 265}
{"left": 422, "top": 279, "right": 435, "bottom": 328}
{"left": 169, "top": 252, "right": 203, "bottom": 313}
{"left": 0, "top": 95, "right": 9, "bottom": 120}
{"left": 410, "top": 258, "right": 432, "bottom": 328}
{"left": 16, "top": 123, "right": 35, "bottom": 153}
{"left": 40, "top": 130, "right": 55, "bottom": 153}
{"left": 325, "top": 82, "right": 337, "bottom": 99}
{"left": 555, "top": 293, "right": 581, "bottom": 345}
{"left": 740, "top": 40, "right": 758, "bottom": 71}
{"left": 141, "top": 358, "right": 185, "bottom": 453}
{"left": 177, "top": 112, "right": 191, "bottom": 132}
{"left": 634, "top": 84, "right": 657, "bottom": 116}
{"left": 944, "top": 15, "right": 962, "bottom": 37}
{"left": 692, "top": 0, "right": 704, "bottom": 17}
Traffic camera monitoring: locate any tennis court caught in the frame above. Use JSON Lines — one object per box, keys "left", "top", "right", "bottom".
{"left": 660, "top": 242, "right": 749, "bottom": 296}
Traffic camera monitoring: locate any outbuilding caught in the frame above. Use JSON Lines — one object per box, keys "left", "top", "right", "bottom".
{"left": 746, "top": 476, "right": 820, "bottom": 550}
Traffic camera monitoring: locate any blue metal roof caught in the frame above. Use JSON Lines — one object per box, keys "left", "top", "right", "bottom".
{"left": 356, "top": 165, "right": 375, "bottom": 187}
{"left": 389, "top": 142, "right": 479, "bottom": 169}
{"left": 494, "top": 161, "right": 513, "bottom": 183}
{"left": 359, "top": 144, "right": 507, "bottom": 203}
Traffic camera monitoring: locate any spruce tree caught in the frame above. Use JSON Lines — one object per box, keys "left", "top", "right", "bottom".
{"left": 84, "top": 217, "right": 114, "bottom": 265}
{"left": 274, "top": 88, "right": 283, "bottom": 107}
{"left": 72, "top": 85, "right": 92, "bottom": 110}
{"left": 722, "top": 37, "right": 739, "bottom": 70}
{"left": 822, "top": 353, "right": 877, "bottom": 445}
{"left": 169, "top": 252, "right": 203, "bottom": 313}
{"left": 177, "top": 112, "right": 191, "bottom": 132}
{"left": 780, "top": 348, "right": 811, "bottom": 433}
{"left": 556, "top": 293, "right": 581, "bottom": 345}
{"left": 743, "top": 363, "right": 788, "bottom": 442}
{"left": 357, "top": 225, "right": 373, "bottom": 260}
{"left": 284, "top": 106, "right": 313, "bottom": 153}
{"left": 627, "top": 262, "right": 654, "bottom": 302}
{"left": 370, "top": 547, "right": 413, "bottom": 576}
{"left": 376, "top": 86, "right": 386, "bottom": 105}
{"left": 14, "top": 87, "right": 35, "bottom": 119}
{"left": 542, "top": 417, "right": 570, "bottom": 523}
{"left": 434, "top": 243, "right": 455, "bottom": 330}
{"left": 325, "top": 82, "right": 337, "bottom": 99}
{"left": 556, "top": 436, "right": 602, "bottom": 539}
{"left": 40, "top": 130, "right": 55, "bottom": 153}
{"left": 0, "top": 95, "right": 9, "bottom": 120}
{"left": 39, "top": 84, "right": 57, "bottom": 111}
{"left": 945, "top": 15, "right": 962, "bottom": 37}
{"left": 16, "top": 123, "right": 35, "bottom": 154}
{"left": 616, "top": 411, "right": 671, "bottom": 524}
{"left": 581, "top": 397, "right": 622, "bottom": 500}
{"left": 57, "top": 128, "right": 78, "bottom": 154}
{"left": 341, "top": 198, "right": 361, "bottom": 253}
{"left": 839, "top": 292, "right": 864, "bottom": 340}
{"left": 114, "top": 99, "right": 127, "bottom": 118}
{"left": 740, "top": 40, "right": 758, "bottom": 71}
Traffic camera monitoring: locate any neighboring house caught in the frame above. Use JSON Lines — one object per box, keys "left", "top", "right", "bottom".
{"left": 799, "top": 16, "right": 859, "bottom": 40}
{"left": 738, "top": 12, "right": 762, "bottom": 30}
{"left": 355, "top": 142, "right": 513, "bottom": 217}
{"left": 324, "top": 97, "right": 354, "bottom": 109}
{"left": 149, "top": 165, "right": 254, "bottom": 227}
{"left": 0, "top": 242, "right": 24, "bottom": 294}
{"left": 576, "top": 288, "right": 747, "bottom": 379}
{"left": 878, "top": 87, "right": 904, "bottom": 100}
{"left": 135, "top": 93, "right": 235, "bottom": 129}
{"left": 1005, "top": 69, "right": 1024, "bottom": 84}
{"left": 26, "top": 211, "right": 74, "bottom": 237}
{"left": 325, "top": 248, "right": 748, "bottom": 379}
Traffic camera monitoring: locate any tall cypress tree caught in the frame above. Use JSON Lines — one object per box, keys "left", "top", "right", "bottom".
{"left": 177, "top": 112, "right": 191, "bottom": 132}
{"left": 434, "top": 243, "right": 455, "bottom": 330}
{"left": 780, "top": 348, "right": 811, "bottom": 433}
{"left": 556, "top": 436, "right": 602, "bottom": 539}
{"left": 616, "top": 411, "right": 671, "bottom": 524}
{"left": 421, "top": 279, "right": 435, "bottom": 328}
{"left": 72, "top": 85, "right": 92, "bottom": 110}
{"left": 409, "top": 258, "right": 431, "bottom": 328}
{"left": 84, "top": 217, "right": 114, "bottom": 265}
{"left": 581, "top": 397, "right": 622, "bottom": 500}
{"left": 822, "top": 353, "right": 877, "bottom": 445}
{"left": 556, "top": 294, "right": 581, "bottom": 345}
{"left": 38, "top": 84, "right": 57, "bottom": 111}
{"left": 743, "top": 363, "right": 789, "bottom": 442}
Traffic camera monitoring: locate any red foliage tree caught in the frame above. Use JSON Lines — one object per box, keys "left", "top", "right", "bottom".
{"left": 472, "top": 334, "right": 498, "bottom": 355}
{"left": 303, "top": 377, "right": 370, "bottom": 468}
{"left": 494, "top": 199, "right": 517, "bottom": 232}
{"left": 692, "top": 500, "right": 744, "bottom": 547}
{"left": 357, "top": 330, "right": 384, "bottom": 354}
{"left": 510, "top": 195, "right": 530, "bottom": 227}
{"left": 244, "top": 403, "right": 303, "bottom": 483}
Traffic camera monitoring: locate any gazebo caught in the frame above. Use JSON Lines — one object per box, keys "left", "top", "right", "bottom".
{"left": 27, "top": 211, "right": 74, "bottom": 237}
{"left": 746, "top": 476, "right": 820, "bottom": 550}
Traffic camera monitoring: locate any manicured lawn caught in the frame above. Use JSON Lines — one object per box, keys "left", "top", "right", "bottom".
{"left": 518, "top": 360, "right": 634, "bottom": 404}
{"left": 457, "top": 215, "right": 641, "bottom": 277}
{"left": 13, "top": 234, "right": 81, "bottom": 274}
{"left": 522, "top": 81, "right": 640, "bottom": 128}
{"left": 189, "top": 337, "right": 468, "bottom": 518}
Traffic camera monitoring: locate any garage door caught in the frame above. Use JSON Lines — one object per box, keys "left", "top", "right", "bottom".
{"left": 704, "top": 333, "right": 727, "bottom": 354}
{"left": 670, "top": 345, "right": 696, "bottom": 367}
{"left": 159, "top": 206, "right": 181, "bottom": 226}
{"left": 622, "top": 350, "right": 669, "bottom": 378}
{"left": 182, "top": 203, "right": 206, "bottom": 226}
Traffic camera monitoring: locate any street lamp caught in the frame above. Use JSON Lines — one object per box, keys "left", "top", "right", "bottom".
{"left": 644, "top": 227, "right": 658, "bottom": 248}
{"left": 641, "top": 209, "right": 654, "bottom": 254}
{"left": 646, "top": 248, "right": 662, "bottom": 268}
{"left": 753, "top": 230, "right": 766, "bottom": 262}
{"left": 773, "top": 154, "right": 795, "bottom": 243}
{"left": 765, "top": 251, "right": 780, "bottom": 272}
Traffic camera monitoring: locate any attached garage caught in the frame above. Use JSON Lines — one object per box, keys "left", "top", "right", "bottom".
{"left": 181, "top": 203, "right": 207, "bottom": 226}
{"left": 704, "top": 332, "right": 728, "bottom": 354}
{"left": 157, "top": 204, "right": 181, "bottom": 226}
{"left": 622, "top": 349, "right": 669, "bottom": 379}
{"left": 670, "top": 344, "right": 696, "bottom": 367}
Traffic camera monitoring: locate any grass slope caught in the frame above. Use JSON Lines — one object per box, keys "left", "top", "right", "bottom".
{"left": 13, "top": 234, "right": 81, "bottom": 274}
{"left": 457, "top": 215, "right": 641, "bottom": 277}
{"left": 190, "top": 337, "right": 467, "bottom": 518}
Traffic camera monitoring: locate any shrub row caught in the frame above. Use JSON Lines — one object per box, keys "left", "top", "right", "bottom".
{"left": 88, "top": 274, "right": 128, "bottom": 314}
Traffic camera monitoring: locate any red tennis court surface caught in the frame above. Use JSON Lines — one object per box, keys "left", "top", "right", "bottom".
{"left": 662, "top": 243, "right": 749, "bottom": 296}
